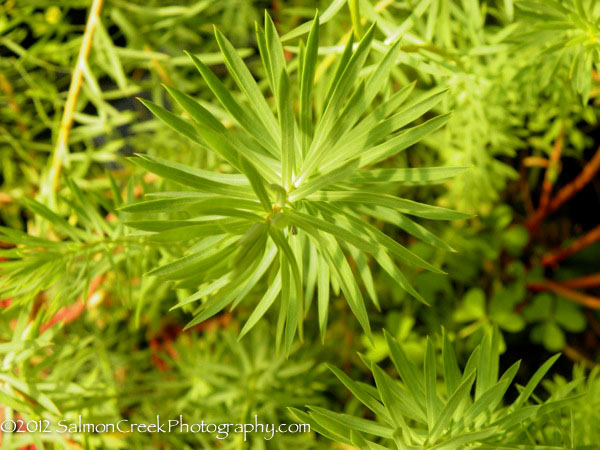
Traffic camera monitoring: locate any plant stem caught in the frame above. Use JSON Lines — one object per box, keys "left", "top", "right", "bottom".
{"left": 527, "top": 145, "right": 600, "bottom": 234}
{"left": 546, "top": 145, "right": 600, "bottom": 216}
{"left": 44, "top": 0, "right": 104, "bottom": 206}
{"left": 560, "top": 273, "right": 600, "bottom": 289}
{"left": 526, "top": 127, "right": 564, "bottom": 234}
{"left": 542, "top": 224, "right": 600, "bottom": 267}
{"left": 527, "top": 279, "right": 600, "bottom": 309}
{"left": 539, "top": 126, "right": 565, "bottom": 214}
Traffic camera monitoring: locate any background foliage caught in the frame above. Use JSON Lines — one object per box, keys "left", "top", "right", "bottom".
{"left": 1, "top": 0, "right": 599, "bottom": 448}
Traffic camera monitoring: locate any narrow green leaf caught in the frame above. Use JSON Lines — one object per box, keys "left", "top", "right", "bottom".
{"left": 299, "top": 12, "right": 319, "bottom": 156}
{"left": 138, "top": 98, "right": 202, "bottom": 145}
{"left": 288, "top": 408, "right": 351, "bottom": 446}
{"left": 198, "top": 124, "right": 280, "bottom": 183}
{"left": 300, "top": 25, "right": 376, "bottom": 182}
{"left": 299, "top": 82, "right": 367, "bottom": 183}
{"left": 184, "top": 245, "right": 276, "bottom": 330}
{"left": 255, "top": 23, "right": 274, "bottom": 90}
{"left": 462, "top": 379, "right": 509, "bottom": 427}
{"left": 289, "top": 159, "right": 359, "bottom": 202}
{"left": 0, "top": 375, "right": 61, "bottom": 415}
{"left": 476, "top": 327, "right": 500, "bottom": 400}
{"left": 384, "top": 330, "right": 426, "bottom": 406}
{"left": 21, "top": 197, "right": 84, "bottom": 242}
{"left": 65, "top": 178, "right": 112, "bottom": 235}
{"left": 304, "top": 238, "right": 318, "bottom": 311}
{"left": 305, "top": 225, "right": 371, "bottom": 338}
{"left": 348, "top": 167, "right": 469, "bottom": 185}
{"left": 348, "top": 0, "right": 362, "bottom": 38}
{"left": 317, "top": 252, "right": 330, "bottom": 341}
{"left": 429, "top": 427, "right": 495, "bottom": 450}
{"left": 215, "top": 27, "right": 280, "bottom": 142}
{"left": 372, "top": 363, "right": 411, "bottom": 430}
{"left": 442, "top": 330, "right": 461, "bottom": 396}
{"left": 425, "top": 337, "right": 439, "bottom": 429}
{"left": 308, "top": 190, "right": 471, "bottom": 220}
{"left": 332, "top": 81, "right": 416, "bottom": 156}
{"left": 358, "top": 114, "right": 451, "bottom": 169}
{"left": 307, "top": 406, "right": 394, "bottom": 439}
{"left": 148, "top": 219, "right": 250, "bottom": 242}
{"left": 373, "top": 249, "right": 430, "bottom": 305}
{"left": 147, "top": 241, "right": 237, "bottom": 280}
{"left": 322, "top": 33, "right": 355, "bottom": 111}
{"left": 169, "top": 275, "right": 231, "bottom": 310}
{"left": 361, "top": 205, "right": 455, "bottom": 252}
{"left": 363, "top": 41, "right": 402, "bottom": 106}
{"left": 312, "top": 203, "right": 444, "bottom": 273}
{"left": 130, "top": 154, "right": 253, "bottom": 198}
{"left": 163, "top": 84, "right": 226, "bottom": 132}
{"left": 239, "top": 157, "right": 272, "bottom": 212}
{"left": 281, "top": 0, "right": 346, "bottom": 41}
{"left": 119, "top": 196, "right": 209, "bottom": 213}
{"left": 321, "top": 90, "right": 449, "bottom": 171}
{"left": 429, "top": 371, "right": 477, "bottom": 444}
{"left": 513, "top": 353, "right": 560, "bottom": 408}
{"left": 264, "top": 12, "right": 286, "bottom": 97}
{"left": 278, "top": 68, "right": 295, "bottom": 190}
{"left": 239, "top": 272, "right": 282, "bottom": 339}
{"left": 268, "top": 228, "right": 303, "bottom": 353}
{"left": 349, "top": 247, "right": 379, "bottom": 310}
{"left": 186, "top": 51, "right": 279, "bottom": 156}
{"left": 326, "top": 364, "right": 390, "bottom": 420}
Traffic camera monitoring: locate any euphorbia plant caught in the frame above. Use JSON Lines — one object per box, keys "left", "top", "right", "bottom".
{"left": 121, "top": 12, "right": 469, "bottom": 353}
{"left": 291, "top": 328, "right": 581, "bottom": 449}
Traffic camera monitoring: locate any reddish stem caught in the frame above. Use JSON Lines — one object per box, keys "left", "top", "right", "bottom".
{"left": 559, "top": 273, "right": 600, "bottom": 289}
{"left": 539, "top": 128, "right": 565, "bottom": 212}
{"left": 547, "top": 146, "right": 600, "bottom": 216}
{"left": 541, "top": 225, "right": 600, "bottom": 267}
{"left": 526, "top": 129, "right": 564, "bottom": 234}
{"left": 526, "top": 145, "right": 600, "bottom": 233}
{"left": 527, "top": 279, "right": 600, "bottom": 309}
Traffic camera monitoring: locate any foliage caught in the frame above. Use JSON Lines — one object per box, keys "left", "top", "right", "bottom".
{"left": 293, "top": 328, "right": 585, "bottom": 449}
{"left": 122, "top": 13, "right": 469, "bottom": 353}
{"left": 1, "top": 1, "right": 599, "bottom": 449}
{"left": 0, "top": 319, "right": 322, "bottom": 449}
{"left": 523, "top": 292, "right": 587, "bottom": 351}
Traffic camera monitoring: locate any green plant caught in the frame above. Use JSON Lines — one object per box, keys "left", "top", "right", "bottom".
{"left": 1, "top": 2, "right": 599, "bottom": 449}
{"left": 122, "top": 13, "right": 468, "bottom": 353}
{"left": 0, "top": 316, "right": 323, "bottom": 449}
{"left": 515, "top": 0, "right": 600, "bottom": 103}
{"left": 292, "top": 328, "right": 581, "bottom": 449}
{"left": 541, "top": 364, "right": 600, "bottom": 446}
{"left": 523, "top": 292, "right": 587, "bottom": 351}
{"left": 0, "top": 174, "right": 174, "bottom": 333}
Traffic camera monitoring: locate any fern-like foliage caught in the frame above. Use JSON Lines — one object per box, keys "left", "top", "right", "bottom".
{"left": 291, "top": 328, "right": 581, "bottom": 449}
{"left": 122, "top": 13, "right": 469, "bottom": 353}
